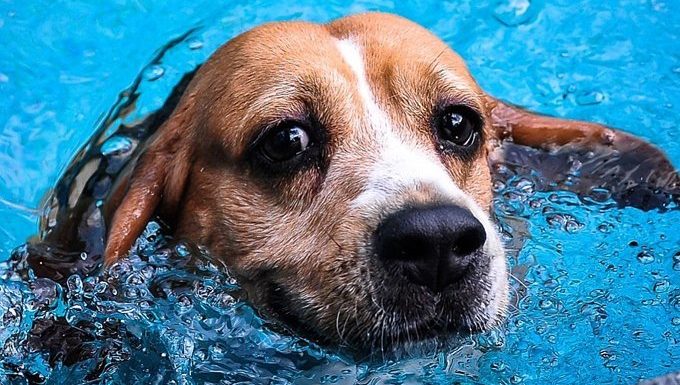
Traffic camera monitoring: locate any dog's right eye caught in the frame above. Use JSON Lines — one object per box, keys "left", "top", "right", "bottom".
{"left": 259, "top": 122, "right": 311, "bottom": 162}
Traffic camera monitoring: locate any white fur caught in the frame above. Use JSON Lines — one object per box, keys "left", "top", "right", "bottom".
{"left": 335, "top": 39, "right": 485, "bottom": 220}
{"left": 336, "top": 38, "right": 506, "bottom": 319}
{"left": 336, "top": 39, "right": 459, "bottom": 207}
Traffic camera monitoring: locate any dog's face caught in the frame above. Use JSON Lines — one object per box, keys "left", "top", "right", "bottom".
{"left": 107, "top": 14, "right": 509, "bottom": 350}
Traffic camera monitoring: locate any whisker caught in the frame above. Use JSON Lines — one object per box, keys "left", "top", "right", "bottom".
{"left": 508, "top": 271, "right": 529, "bottom": 291}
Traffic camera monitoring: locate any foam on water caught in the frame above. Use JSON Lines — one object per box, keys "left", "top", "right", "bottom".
{"left": 1, "top": 1, "right": 679, "bottom": 384}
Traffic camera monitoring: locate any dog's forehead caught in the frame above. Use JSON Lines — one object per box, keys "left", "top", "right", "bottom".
{"left": 197, "top": 13, "right": 482, "bottom": 156}
{"left": 326, "top": 13, "right": 475, "bottom": 83}
{"left": 232, "top": 14, "right": 478, "bottom": 89}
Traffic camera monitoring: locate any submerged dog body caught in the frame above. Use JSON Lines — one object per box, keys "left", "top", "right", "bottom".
{"left": 95, "top": 13, "right": 678, "bottom": 350}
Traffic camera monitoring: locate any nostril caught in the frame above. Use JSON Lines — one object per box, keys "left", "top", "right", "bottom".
{"left": 449, "top": 225, "right": 486, "bottom": 256}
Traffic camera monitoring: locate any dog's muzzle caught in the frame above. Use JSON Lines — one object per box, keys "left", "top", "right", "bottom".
{"left": 374, "top": 204, "right": 487, "bottom": 292}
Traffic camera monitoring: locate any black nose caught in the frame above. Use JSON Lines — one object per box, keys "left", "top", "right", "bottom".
{"left": 374, "top": 205, "right": 487, "bottom": 292}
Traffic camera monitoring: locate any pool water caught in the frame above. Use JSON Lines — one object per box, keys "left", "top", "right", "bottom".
{"left": 1, "top": 0, "right": 679, "bottom": 384}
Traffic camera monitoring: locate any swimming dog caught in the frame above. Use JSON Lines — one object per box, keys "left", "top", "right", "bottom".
{"left": 50, "top": 13, "right": 677, "bottom": 351}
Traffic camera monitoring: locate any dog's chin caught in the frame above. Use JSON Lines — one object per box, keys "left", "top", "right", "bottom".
{"left": 255, "top": 252, "right": 508, "bottom": 354}
{"left": 348, "top": 256, "right": 506, "bottom": 352}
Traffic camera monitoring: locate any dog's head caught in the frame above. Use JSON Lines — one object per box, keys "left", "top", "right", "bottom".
{"left": 103, "top": 13, "right": 666, "bottom": 351}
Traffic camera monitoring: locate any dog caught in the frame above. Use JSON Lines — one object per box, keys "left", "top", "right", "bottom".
{"left": 40, "top": 13, "right": 677, "bottom": 352}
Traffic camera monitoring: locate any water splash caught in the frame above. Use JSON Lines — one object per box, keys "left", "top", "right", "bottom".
{"left": 1, "top": 170, "right": 679, "bottom": 384}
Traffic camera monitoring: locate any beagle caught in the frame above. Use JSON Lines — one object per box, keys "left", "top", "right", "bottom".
{"left": 50, "top": 13, "right": 676, "bottom": 351}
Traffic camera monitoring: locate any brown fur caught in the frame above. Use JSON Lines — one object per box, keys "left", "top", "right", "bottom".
{"left": 102, "top": 13, "right": 675, "bottom": 349}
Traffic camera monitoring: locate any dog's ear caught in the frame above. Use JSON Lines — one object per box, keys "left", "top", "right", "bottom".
{"left": 104, "top": 101, "right": 195, "bottom": 265}
{"left": 486, "top": 97, "right": 679, "bottom": 210}
{"left": 487, "top": 97, "right": 616, "bottom": 148}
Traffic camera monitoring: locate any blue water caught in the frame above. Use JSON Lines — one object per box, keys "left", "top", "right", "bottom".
{"left": 1, "top": 0, "right": 679, "bottom": 384}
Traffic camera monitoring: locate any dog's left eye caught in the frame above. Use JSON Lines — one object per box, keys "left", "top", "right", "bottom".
{"left": 435, "top": 105, "right": 481, "bottom": 148}
{"left": 260, "top": 122, "right": 311, "bottom": 162}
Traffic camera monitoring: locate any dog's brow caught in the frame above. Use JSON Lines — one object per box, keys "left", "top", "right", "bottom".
{"left": 432, "top": 68, "right": 483, "bottom": 109}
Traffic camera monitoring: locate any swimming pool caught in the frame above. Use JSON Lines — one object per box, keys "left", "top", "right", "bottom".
{"left": 1, "top": 0, "right": 678, "bottom": 383}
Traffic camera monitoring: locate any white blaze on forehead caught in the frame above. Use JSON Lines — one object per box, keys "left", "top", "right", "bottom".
{"left": 335, "top": 39, "right": 460, "bottom": 208}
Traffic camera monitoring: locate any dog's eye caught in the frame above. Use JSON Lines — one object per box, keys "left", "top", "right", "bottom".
{"left": 260, "top": 122, "right": 311, "bottom": 162}
{"left": 436, "top": 105, "right": 480, "bottom": 148}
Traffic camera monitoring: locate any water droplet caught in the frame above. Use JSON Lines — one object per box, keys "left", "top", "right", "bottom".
{"left": 597, "top": 223, "right": 612, "bottom": 233}
{"left": 477, "top": 329, "right": 505, "bottom": 349}
{"left": 575, "top": 90, "right": 605, "bottom": 105}
{"left": 669, "top": 290, "right": 680, "bottom": 310}
{"left": 539, "top": 299, "right": 553, "bottom": 309}
{"left": 529, "top": 198, "right": 544, "bottom": 209}
{"left": 175, "top": 243, "right": 190, "bottom": 258}
{"left": 67, "top": 275, "right": 83, "bottom": 294}
{"left": 653, "top": 280, "right": 670, "bottom": 293}
{"left": 564, "top": 220, "right": 584, "bottom": 233}
{"left": 515, "top": 177, "right": 535, "bottom": 194}
{"left": 101, "top": 135, "right": 133, "bottom": 156}
{"left": 28, "top": 278, "right": 62, "bottom": 312}
{"left": 144, "top": 64, "right": 165, "bottom": 81}
{"left": 493, "top": 180, "right": 506, "bottom": 192}
{"left": 671, "top": 317, "right": 680, "bottom": 326}
{"left": 628, "top": 240, "right": 639, "bottom": 247}
{"left": 636, "top": 251, "right": 655, "bottom": 264}
{"left": 599, "top": 349, "right": 615, "bottom": 360}
{"left": 490, "top": 361, "right": 507, "bottom": 372}
{"left": 176, "top": 295, "right": 193, "bottom": 314}
{"left": 187, "top": 37, "right": 204, "bottom": 50}
{"left": 124, "top": 287, "right": 140, "bottom": 299}
{"left": 588, "top": 187, "right": 611, "bottom": 203}
{"left": 209, "top": 344, "right": 226, "bottom": 360}
{"left": 493, "top": 0, "right": 540, "bottom": 27}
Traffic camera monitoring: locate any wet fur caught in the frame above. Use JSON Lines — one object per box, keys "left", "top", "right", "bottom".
{"left": 35, "top": 13, "right": 678, "bottom": 352}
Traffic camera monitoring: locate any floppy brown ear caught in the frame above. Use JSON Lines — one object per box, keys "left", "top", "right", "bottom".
{"left": 486, "top": 97, "right": 679, "bottom": 210}
{"left": 104, "top": 103, "right": 195, "bottom": 265}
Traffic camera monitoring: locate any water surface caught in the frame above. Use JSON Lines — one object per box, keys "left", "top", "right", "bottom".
{"left": 0, "top": 1, "right": 679, "bottom": 384}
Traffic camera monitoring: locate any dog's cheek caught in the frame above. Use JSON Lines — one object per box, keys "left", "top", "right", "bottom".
{"left": 172, "top": 166, "right": 274, "bottom": 263}
{"left": 468, "top": 159, "right": 494, "bottom": 211}
{"left": 442, "top": 155, "right": 494, "bottom": 212}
